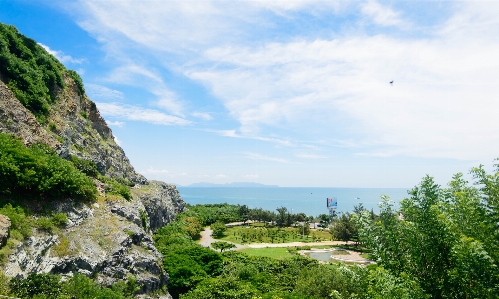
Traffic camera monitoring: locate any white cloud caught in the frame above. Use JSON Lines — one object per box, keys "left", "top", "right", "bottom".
{"left": 113, "top": 135, "right": 122, "bottom": 145}
{"left": 96, "top": 102, "right": 190, "bottom": 126}
{"left": 107, "top": 120, "right": 125, "bottom": 127}
{"left": 360, "top": 0, "right": 407, "bottom": 27}
{"left": 142, "top": 167, "right": 227, "bottom": 180}
{"left": 243, "top": 174, "right": 259, "bottom": 179}
{"left": 105, "top": 64, "right": 184, "bottom": 116}
{"left": 244, "top": 152, "right": 290, "bottom": 163}
{"left": 142, "top": 167, "right": 188, "bottom": 177}
{"left": 187, "top": 18, "right": 499, "bottom": 161}
{"left": 75, "top": 0, "right": 499, "bottom": 162}
{"left": 38, "top": 43, "right": 87, "bottom": 64}
{"left": 86, "top": 84, "right": 124, "bottom": 101}
{"left": 294, "top": 153, "right": 327, "bottom": 159}
{"left": 192, "top": 112, "right": 213, "bottom": 120}
{"left": 209, "top": 129, "right": 293, "bottom": 147}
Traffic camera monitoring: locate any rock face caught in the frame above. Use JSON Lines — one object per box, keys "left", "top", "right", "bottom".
{"left": 0, "top": 76, "right": 146, "bottom": 184}
{"left": 135, "top": 181, "right": 186, "bottom": 232}
{"left": 0, "top": 80, "right": 60, "bottom": 149}
{"left": 3, "top": 182, "right": 185, "bottom": 296}
{"left": 0, "top": 69, "right": 185, "bottom": 297}
{"left": 0, "top": 214, "right": 10, "bottom": 248}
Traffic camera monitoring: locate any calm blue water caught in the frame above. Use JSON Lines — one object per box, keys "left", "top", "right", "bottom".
{"left": 176, "top": 187, "right": 410, "bottom": 217}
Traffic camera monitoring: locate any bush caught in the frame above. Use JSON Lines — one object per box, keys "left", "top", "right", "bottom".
{"left": 99, "top": 176, "right": 131, "bottom": 200}
{"left": 210, "top": 221, "right": 227, "bottom": 238}
{"left": 0, "top": 133, "right": 97, "bottom": 201}
{"left": 67, "top": 69, "right": 85, "bottom": 96}
{"left": 0, "top": 23, "right": 65, "bottom": 119}
{"left": 9, "top": 272, "right": 62, "bottom": 299}
{"left": 71, "top": 155, "right": 99, "bottom": 178}
{"left": 0, "top": 203, "right": 32, "bottom": 239}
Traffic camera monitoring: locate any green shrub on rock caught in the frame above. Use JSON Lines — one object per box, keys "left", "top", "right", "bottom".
{"left": 0, "top": 133, "right": 97, "bottom": 201}
{"left": 0, "top": 23, "right": 65, "bottom": 120}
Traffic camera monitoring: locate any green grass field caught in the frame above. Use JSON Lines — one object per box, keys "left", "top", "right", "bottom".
{"left": 219, "top": 225, "right": 333, "bottom": 244}
{"left": 238, "top": 247, "right": 294, "bottom": 259}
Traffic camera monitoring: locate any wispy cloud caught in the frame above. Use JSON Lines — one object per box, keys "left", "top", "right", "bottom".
{"left": 106, "top": 120, "right": 125, "bottom": 127}
{"left": 244, "top": 152, "right": 289, "bottom": 163}
{"left": 360, "top": 0, "right": 408, "bottom": 27}
{"left": 113, "top": 135, "right": 122, "bottom": 145}
{"left": 294, "top": 153, "right": 327, "bottom": 159}
{"left": 209, "top": 129, "right": 293, "bottom": 146}
{"left": 74, "top": 0, "right": 499, "bottom": 163}
{"left": 142, "top": 167, "right": 227, "bottom": 179}
{"left": 38, "top": 43, "right": 87, "bottom": 64}
{"left": 86, "top": 84, "right": 124, "bottom": 101}
{"left": 105, "top": 64, "right": 184, "bottom": 116}
{"left": 192, "top": 112, "right": 213, "bottom": 120}
{"left": 243, "top": 174, "right": 259, "bottom": 179}
{"left": 96, "top": 102, "right": 190, "bottom": 126}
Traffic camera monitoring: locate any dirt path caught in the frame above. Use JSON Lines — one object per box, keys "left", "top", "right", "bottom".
{"left": 200, "top": 227, "right": 348, "bottom": 251}
{"left": 198, "top": 227, "right": 372, "bottom": 263}
{"left": 198, "top": 227, "right": 247, "bottom": 250}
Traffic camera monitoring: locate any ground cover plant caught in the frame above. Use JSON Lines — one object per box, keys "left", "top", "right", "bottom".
{"left": 238, "top": 247, "right": 294, "bottom": 259}
{"left": 220, "top": 225, "right": 332, "bottom": 244}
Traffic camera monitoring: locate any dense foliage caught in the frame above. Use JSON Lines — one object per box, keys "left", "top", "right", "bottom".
{"left": 357, "top": 167, "right": 499, "bottom": 298}
{"left": 154, "top": 205, "right": 427, "bottom": 299}
{"left": 70, "top": 155, "right": 100, "bottom": 178}
{"left": 154, "top": 217, "right": 223, "bottom": 298}
{"left": 0, "top": 23, "right": 66, "bottom": 122}
{"left": 0, "top": 133, "right": 97, "bottom": 201}
{"left": 1, "top": 272, "right": 139, "bottom": 299}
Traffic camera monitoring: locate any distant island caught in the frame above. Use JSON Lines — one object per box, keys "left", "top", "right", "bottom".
{"left": 184, "top": 182, "right": 279, "bottom": 188}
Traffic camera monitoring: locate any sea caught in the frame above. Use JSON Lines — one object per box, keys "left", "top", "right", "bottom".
{"left": 176, "top": 187, "right": 411, "bottom": 217}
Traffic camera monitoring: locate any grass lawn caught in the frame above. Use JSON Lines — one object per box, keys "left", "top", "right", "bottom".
{"left": 219, "top": 224, "right": 333, "bottom": 244}
{"left": 238, "top": 247, "right": 294, "bottom": 259}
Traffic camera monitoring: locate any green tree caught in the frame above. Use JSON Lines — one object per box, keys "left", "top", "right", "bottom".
{"left": 331, "top": 213, "right": 357, "bottom": 244}
{"left": 361, "top": 171, "right": 499, "bottom": 299}
{"left": 276, "top": 207, "right": 290, "bottom": 227}
{"left": 212, "top": 241, "right": 236, "bottom": 252}
{"left": 178, "top": 215, "right": 203, "bottom": 240}
{"left": 180, "top": 277, "right": 257, "bottom": 299}
{"left": 296, "top": 222, "right": 310, "bottom": 237}
{"left": 211, "top": 221, "right": 227, "bottom": 238}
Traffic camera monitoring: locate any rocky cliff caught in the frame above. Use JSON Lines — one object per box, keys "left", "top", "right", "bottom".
{"left": 0, "top": 25, "right": 185, "bottom": 298}
{"left": 2, "top": 182, "right": 184, "bottom": 296}
{"left": 0, "top": 75, "right": 146, "bottom": 184}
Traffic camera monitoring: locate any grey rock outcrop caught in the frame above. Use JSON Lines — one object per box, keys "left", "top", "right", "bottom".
{"left": 0, "top": 75, "right": 146, "bottom": 184}
{"left": 134, "top": 181, "right": 185, "bottom": 232}
{"left": 0, "top": 214, "right": 11, "bottom": 248}
{"left": 3, "top": 182, "right": 185, "bottom": 295}
{"left": 0, "top": 79, "right": 60, "bottom": 149}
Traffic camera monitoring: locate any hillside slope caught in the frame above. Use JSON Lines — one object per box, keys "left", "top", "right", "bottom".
{"left": 0, "top": 23, "right": 185, "bottom": 298}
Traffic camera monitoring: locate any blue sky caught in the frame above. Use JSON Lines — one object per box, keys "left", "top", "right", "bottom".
{"left": 2, "top": 0, "right": 499, "bottom": 187}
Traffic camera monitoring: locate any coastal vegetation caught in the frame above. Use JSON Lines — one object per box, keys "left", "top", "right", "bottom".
{"left": 0, "top": 23, "right": 73, "bottom": 123}
{"left": 151, "top": 162, "right": 499, "bottom": 299}
{"left": 0, "top": 133, "right": 97, "bottom": 201}
{"left": 0, "top": 21, "right": 498, "bottom": 299}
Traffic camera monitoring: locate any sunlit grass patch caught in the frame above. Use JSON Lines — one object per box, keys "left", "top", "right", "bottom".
{"left": 238, "top": 247, "right": 294, "bottom": 259}
{"left": 220, "top": 225, "right": 332, "bottom": 244}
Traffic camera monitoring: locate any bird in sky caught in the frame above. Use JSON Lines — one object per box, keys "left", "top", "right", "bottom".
{"left": 390, "top": 80, "right": 394, "bottom": 85}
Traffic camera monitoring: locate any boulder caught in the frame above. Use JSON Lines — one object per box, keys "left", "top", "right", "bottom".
{"left": 0, "top": 214, "right": 11, "bottom": 248}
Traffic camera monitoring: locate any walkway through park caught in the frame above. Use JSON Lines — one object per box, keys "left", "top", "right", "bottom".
{"left": 198, "top": 226, "right": 371, "bottom": 263}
